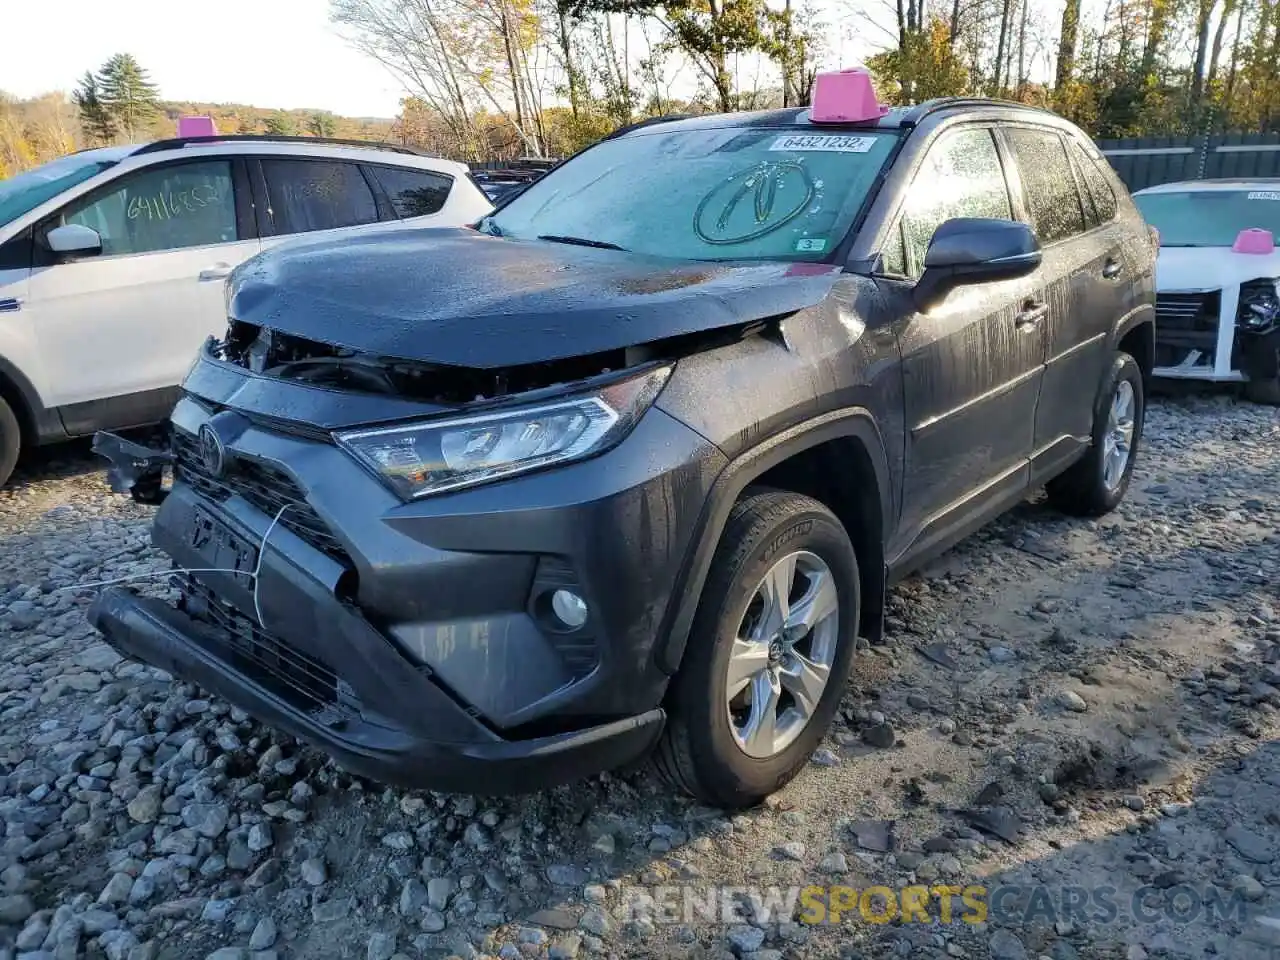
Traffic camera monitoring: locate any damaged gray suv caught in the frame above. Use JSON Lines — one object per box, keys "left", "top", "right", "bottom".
{"left": 91, "top": 92, "right": 1156, "bottom": 808}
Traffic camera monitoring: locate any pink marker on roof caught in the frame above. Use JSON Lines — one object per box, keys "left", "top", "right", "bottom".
{"left": 1232, "top": 228, "right": 1274, "bottom": 255}
{"left": 810, "top": 69, "right": 890, "bottom": 124}
{"left": 177, "top": 116, "right": 218, "bottom": 138}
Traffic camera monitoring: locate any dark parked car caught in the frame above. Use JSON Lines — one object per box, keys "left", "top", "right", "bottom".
{"left": 91, "top": 92, "right": 1155, "bottom": 809}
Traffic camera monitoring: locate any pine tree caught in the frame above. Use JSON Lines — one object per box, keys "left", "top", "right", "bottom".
{"left": 72, "top": 71, "right": 116, "bottom": 145}
{"left": 97, "top": 54, "right": 160, "bottom": 142}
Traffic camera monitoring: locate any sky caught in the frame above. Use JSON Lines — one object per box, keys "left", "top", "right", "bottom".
{"left": 2, "top": 0, "right": 885, "bottom": 119}
{"left": 4, "top": 0, "right": 408, "bottom": 117}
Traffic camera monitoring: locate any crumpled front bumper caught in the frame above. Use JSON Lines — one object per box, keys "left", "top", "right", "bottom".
{"left": 89, "top": 585, "right": 665, "bottom": 793}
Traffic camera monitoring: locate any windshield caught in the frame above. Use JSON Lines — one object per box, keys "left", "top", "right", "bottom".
{"left": 490, "top": 125, "right": 899, "bottom": 261}
{"left": 0, "top": 154, "right": 117, "bottom": 229}
{"left": 1134, "top": 189, "right": 1280, "bottom": 246}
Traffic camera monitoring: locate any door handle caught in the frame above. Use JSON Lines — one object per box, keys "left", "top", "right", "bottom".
{"left": 198, "top": 264, "right": 232, "bottom": 281}
{"left": 1015, "top": 300, "right": 1048, "bottom": 329}
{"left": 1102, "top": 258, "right": 1123, "bottom": 279}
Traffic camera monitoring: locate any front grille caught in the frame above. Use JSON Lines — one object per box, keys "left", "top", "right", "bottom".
{"left": 1155, "top": 291, "right": 1221, "bottom": 365}
{"left": 172, "top": 431, "right": 351, "bottom": 566}
{"left": 175, "top": 573, "right": 354, "bottom": 724}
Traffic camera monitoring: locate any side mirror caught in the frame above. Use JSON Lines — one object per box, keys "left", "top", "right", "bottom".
{"left": 45, "top": 223, "right": 103, "bottom": 258}
{"left": 913, "top": 218, "right": 1041, "bottom": 311}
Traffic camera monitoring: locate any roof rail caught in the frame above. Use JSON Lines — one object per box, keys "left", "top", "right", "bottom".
{"left": 900, "top": 97, "right": 1054, "bottom": 127}
{"left": 601, "top": 114, "right": 693, "bottom": 141}
{"left": 131, "top": 134, "right": 430, "bottom": 157}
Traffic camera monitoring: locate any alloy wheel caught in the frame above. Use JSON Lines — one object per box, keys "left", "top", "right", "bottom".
{"left": 1102, "top": 379, "right": 1135, "bottom": 491}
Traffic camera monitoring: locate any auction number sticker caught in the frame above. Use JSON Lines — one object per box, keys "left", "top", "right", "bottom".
{"left": 1248, "top": 191, "right": 1280, "bottom": 200}
{"left": 770, "top": 135, "right": 878, "bottom": 153}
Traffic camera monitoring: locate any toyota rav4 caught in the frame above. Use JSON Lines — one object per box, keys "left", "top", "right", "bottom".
{"left": 90, "top": 82, "right": 1156, "bottom": 809}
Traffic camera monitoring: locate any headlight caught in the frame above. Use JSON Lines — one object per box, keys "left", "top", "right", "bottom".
{"left": 336, "top": 365, "right": 671, "bottom": 499}
{"left": 1237, "top": 278, "right": 1280, "bottom": 333}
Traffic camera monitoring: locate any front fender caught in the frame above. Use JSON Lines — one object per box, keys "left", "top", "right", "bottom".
{"left": 654, "top": 407, "right": 892, "bottom": 674}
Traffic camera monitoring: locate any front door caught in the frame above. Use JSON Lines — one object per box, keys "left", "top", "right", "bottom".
{"left": 884, "top": 125, "right": 1047, "bottom": 566}
{"left": 27, "top": 158, "right": 259, "bottom": 431}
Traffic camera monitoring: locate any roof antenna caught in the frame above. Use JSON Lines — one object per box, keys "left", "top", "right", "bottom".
{"left": 810, "top": 68, "right": 890, "bottom": 124}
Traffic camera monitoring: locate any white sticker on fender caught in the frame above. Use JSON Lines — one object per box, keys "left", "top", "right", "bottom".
{"left": 769, "top": 134, "right": 878, "bottom": 153}
{"left": 1248, "top": 191, "right": 1280, "bottom": 200}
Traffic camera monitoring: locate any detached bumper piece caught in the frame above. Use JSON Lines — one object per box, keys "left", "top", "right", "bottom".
{"left": 92, "top": 431, "right": 173, "bottom": 505}
{"left": 88, "top": 585, "right": 664, "bottom": 794}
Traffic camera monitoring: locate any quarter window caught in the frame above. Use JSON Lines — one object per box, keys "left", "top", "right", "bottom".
{"left": 369, "top": 166, "right": 453, "bottom": 218}
{"left": 900, "top": 128, "right": 1012, "bottom": 278}
{"left": 261, "top": 160, "right": 379, "bottom": 235}
{"left": 59, "top": 161, "right": 236, "bottom": 256}
{"left": 1070, "top": 140, "right": 1118, "bottom": 226}
{"left": 1005, "top": 128, "right": 1087, "bottom": 243}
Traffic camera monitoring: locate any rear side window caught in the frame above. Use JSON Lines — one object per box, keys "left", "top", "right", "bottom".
{"left": 261, "top": 160, "right": 379, "bottom": 235}
{"left": 58, "top": 160, "right": 237, "bottom": 256}
{"left": 369, "top": 166, "right": 452, "bottom": 218}
{"left": 900, "top": 127, "right": 1012, "bottom": 278}
{"left": 1005, "top": 128, "right": 1086, "bottom": 244}
{"left": 1069, "top": 140, "right": 1118, "bottom": 226}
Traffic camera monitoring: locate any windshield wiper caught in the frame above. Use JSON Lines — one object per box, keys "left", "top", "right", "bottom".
{"left": 537, "top": 234, "right": 627, "bottom": 251}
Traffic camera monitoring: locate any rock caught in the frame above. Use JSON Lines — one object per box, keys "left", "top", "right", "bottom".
{"left": 367, "top": 933, "right": 396, "bottom": 960}
{"left": 183, "top": 802, "right": 230, "bottom": 839}
{"left": 427, "top": 876, "right": 457, "bottom": 911}
{"left": 988, "top": 646, "right": 1016, "bottom": 663}
{"left": 1225, "top": 825, "right": 1274, "bottom": 863}
{"left": 419, "top": 909, "right": 446, "bottom": 933}
{"left": 0, "top": 894, "right": 35, "bottom": 925}
{"left": 1056, "top": 690, "right": 1088, "bottom": 713}
{"left": 205, "top": 950, "right": 246, "bottom": 960}
{"left": 300, "top": 857, "right": 327, "bottom": 886}
{"left": 247, "top": 823, "right": 273, "bottom": 852}
{"left": 862, "top": 722, "right": 896, "bottom": 748}
{"left": 127, "top": 785, "right": 164, "bottom": 824}
{"left": 775, "top": 841, "right": 806, "bottom": 861}
{"left": 1123, "top": 795, "right": 1145, "bottom": 812}
{"left": 550, "top": 934, "right": 582, "bottom": 959}
{"left": 849, "top": 820, "right": 894, "bottom": 853}
{"left": 99, "top": 872, "right": 134, "bottom": 904}
{"left": 381, "top": 832, "right": 414, "bottom": 851}
{"left": 312, "top": 897, "right": 354, "bottom": 923}
{"left": 528, "top": 909, "right": 578, "bottom": 931}
{"left": 1233, "top": 875, "right": 1265, "bottom": 901}
{"left": 80, "top": 908, "right": 120, "bottom": 934}
{"left": 250, "top": 916, "right": 278, "bottom": 950}
{"left": 399, "top": 879, "right": 428, "bottom": 916}
{"left": 988, "top": 929, "right": 1027, "bottom": 960}
{"left": 811, "top": 748, "right": 839, "bottom": 766}
{"left": 818, "top": 851, "right": 848, "bottom": 874}
{"left": 547, "top": 864, "right": 586, "bottom": 886}
{"left": 727, "top": 925, "right": 766, "bottom": 954}
{"left": 938, "top": 718, "right": 957, "bottom": 735}
{"left": 579, "top": 906, "right": 613, "bottom": 937}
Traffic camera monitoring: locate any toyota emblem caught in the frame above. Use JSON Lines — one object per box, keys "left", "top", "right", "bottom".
{"left": 198, "top": 423, "right": 226, "bottom": 478}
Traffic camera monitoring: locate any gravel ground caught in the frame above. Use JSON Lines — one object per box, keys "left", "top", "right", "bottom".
{"left": 0, "top": 395, "right": 1277, "bottom": 960}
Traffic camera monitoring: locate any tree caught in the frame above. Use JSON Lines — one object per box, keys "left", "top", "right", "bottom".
{"left": 307, "top": 112, "right": 338, "bottom": 137}
{"left": 97, "top": 54, "right": 160, "bottom": 141}
{"left": 73, "top": 71, "right": 116, "bottom": 145}
{"left": 264, "top": 111, "right": 299, "bottom": 136}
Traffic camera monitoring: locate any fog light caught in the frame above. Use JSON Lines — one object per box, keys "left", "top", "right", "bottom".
{"left": 550, "top": 589, "right": 589, "bottom": 629}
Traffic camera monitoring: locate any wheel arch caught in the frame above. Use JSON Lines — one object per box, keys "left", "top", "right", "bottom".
{"left": 1111, "top": 305, "right": 1155, "bottom": 387}
{"left": 0, "top": 355, "right": 60, "bottom": 451}
{"left": 655, "top": 408, "right": 893, "bottom": 675}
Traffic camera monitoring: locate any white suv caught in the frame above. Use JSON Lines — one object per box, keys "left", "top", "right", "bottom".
{"left": 0, "top": 135, "right": 492, "bottom": 485}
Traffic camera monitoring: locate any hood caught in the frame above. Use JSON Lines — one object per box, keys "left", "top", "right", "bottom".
{"left": 1155, "top": 245, "right": 1280, "bottom": 292}
{"left": 227, "top": 227, "right": 842, "bottom": 368}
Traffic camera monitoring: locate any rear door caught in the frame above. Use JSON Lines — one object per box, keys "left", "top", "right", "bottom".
{"left": 26, "top": 158, "right": 259, "bottom": 429}
{"left": 886, "top": 124, "right": 1047, "bottom": 565}
{"left": 254, "top": 157, "right": 382, "bottom": 254}
{"left": 1000, "top": 126, "right": 1115, "bottom": 482}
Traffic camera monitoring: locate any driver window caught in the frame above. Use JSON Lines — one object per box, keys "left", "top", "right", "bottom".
{"left": 58, "top": 161, "right": 237, "bottom": 257}
{"left": 900, "top": 128, "right": 1012, "bottom": 278}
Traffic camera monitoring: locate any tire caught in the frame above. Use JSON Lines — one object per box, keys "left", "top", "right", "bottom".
{"left": 1244, "top": 376, "right": 1280, "bottom": 406}
{"left": 0, "top": 395, "right": 20, "bottom": 489}
{"left": 1045, "top": 351, "right": 1144, "bottom": 517}
{"left": 654, "top": 489, "right": 859, "bottom": 809}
